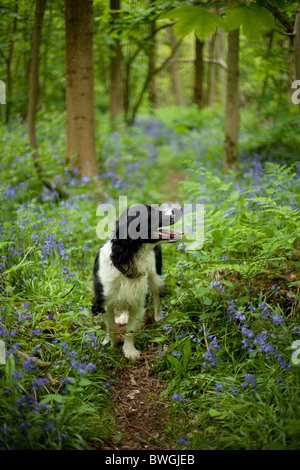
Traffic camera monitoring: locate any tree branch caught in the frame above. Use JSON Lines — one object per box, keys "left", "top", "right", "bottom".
{"left": 128, "top": 38, "right": 183, "bottom": 124}
{"left": 265, "top": 0, "right": 294, "bottom": 33}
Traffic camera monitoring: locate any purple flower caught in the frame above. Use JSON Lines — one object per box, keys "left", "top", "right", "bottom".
{"left": 235, "top": 310, "right": 246, "bottom": 322}
{"left": 32, "top": 377, "right": 48, "bottom": 391}
{"left": 177, "top": 435, "right": 190, "bottom": 445}
{"left": 272, "top": 314, "right": 284, "bottom": 325}
{"left": 12, "top": 370, "right": 22, "bottom": 380}
{"left": 173, "top": 350, "right": 182, "bottom": 358}
{"left": 241, "top": 374, "right": 257, "bottom": 390}
{"left": 172, "top": 394, "right": 184, "bottom": 403}
{"left": 241, "top": 326, "right": 254, "bottom": 338}
{"left": 22, "top": 357, "right": 38, "bottom": 372}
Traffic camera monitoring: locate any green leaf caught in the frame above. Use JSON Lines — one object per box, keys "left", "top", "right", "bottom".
{"left": 78, "top": 377, "right": 93, "bottom": 386}
{"left": 41, "top": 394, "right": 66, "bottom": 404}
{"left": 162, "top": 6, "right": 223, "bottom": 41}
{"left": 221, "top": 279, "right": 234, "bottom": 288}
{"left": 4, "top": 260, "right": 35, "bottom": 274}
{"left": 152, "top": 336, "right": 166, "bottom": 342}
{"left": 224, "top": 5, "right": 277, "bottom": 39}
{"left": 5, "top": 354, "right": 15, "bottom": 380}
{"left": 203, "top": 297, "right": 212, "bottom": 306}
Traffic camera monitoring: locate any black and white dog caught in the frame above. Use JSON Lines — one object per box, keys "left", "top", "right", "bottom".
{"left": 92, "top": 204, "right": 182, "bottom": 360}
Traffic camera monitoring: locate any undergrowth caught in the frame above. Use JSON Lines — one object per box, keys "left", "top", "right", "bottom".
{"left": 0, "top": 106, "right": 299, "bottom": 449}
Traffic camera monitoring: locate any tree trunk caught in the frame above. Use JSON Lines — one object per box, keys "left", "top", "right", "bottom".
{"left": 194, "top": 37, "right": 204, "bottom": 108}
{"left": 149, "top": 0, "right": 157, "bottom": 108}
{"left": 28, "top": 0, "right": 67, "bottom": 199}
{"left": 110, "top": 0, "right": 123, "bottom": 125}
{"left": 65, "top": 0, "right": 97, "bottom": 177}
{"left": 224, "top": 28, "right": 239, "bottom": 170}
{"left": 5, "top": 0, "right": 18, "bottom": 123}
{"left": 208, "top": 33, "right": 217, "bottom": 106}
{"left": 261, "top": 31, "right": 274, "bottom": 97}
{"left": 129, "top": 38, "right": 182, "bottom": 124}
{"left": 294, "top": 2, "right": 300, "bottom": 112}
{"left": 168, "top": 26, "right": 185, "bottom": 107}
{"left": 28, "top": 0, "right": 46, "bottom": 155}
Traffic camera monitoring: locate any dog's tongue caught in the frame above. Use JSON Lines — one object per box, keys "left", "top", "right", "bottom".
{"left": 160, "top": 229, "right": 184, "bottom": 239}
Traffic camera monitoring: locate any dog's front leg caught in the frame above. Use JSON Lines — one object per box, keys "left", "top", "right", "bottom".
{"left": 102, "top": 306, "right": 117, "bottom": 348}
{"left": 149, "top": 272, "right": 164, "bottom": 322}
{"left": 123, "top": 306, "right": 145, "bottom": 360}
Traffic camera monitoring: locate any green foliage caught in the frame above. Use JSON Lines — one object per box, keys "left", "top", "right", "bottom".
{"left": 1, "top": 105, "right": 300, "bottom": 449}
{"left": 162, "top": 6, "right": 223, "bottom": 41}
{"left": 162, "top": 2, "right": 277, "bottom": 41}
{"left": 223, "top": 5, "right": 277, "bottom": 39}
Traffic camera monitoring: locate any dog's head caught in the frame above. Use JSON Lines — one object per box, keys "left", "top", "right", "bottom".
{"left": 113, "top": 204, "right": 183, "bottom": 245}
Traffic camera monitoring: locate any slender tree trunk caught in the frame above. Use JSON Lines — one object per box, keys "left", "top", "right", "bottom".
{"left": 65, "top": 0, "right": 97, "bottom": 177}
{"left": 149, "top": 0, "right": 157, "bottom": 108}
{"left": 194, "top": 37, "right": 204, "bottom": 108}
{"left": 224, "top": 27, "right": 240, "bottom": 170}
{"left": 261, "top": 31, "right": 274, "bottom": 97}
{"left": 129, "top": 38, "right": 182, "bottom": 124}
{"left": 110, "top": 0, "right": 123, "bottom": 125}
{"left": 28, "top": 0, "right": 66, "bottom": 198}
{"left": 215, "top": 28, "right": 226, "bottom": 103}
{"left": 168, "top": 26, "right": 185, "bottom": 107}
{"left": 5, "top": 0, "right": 18, "bottom": 123}
{"left": 28, "top": 0, "right": 46, "bottom": 155}
{"left": 41, "top": 2, "right": 53, "bottom": 108}
{"left": 294, "top": 2, "right": 300, "bottom": 112}
{"left": 208, "top": 33, "right": 217, "bottom": 106}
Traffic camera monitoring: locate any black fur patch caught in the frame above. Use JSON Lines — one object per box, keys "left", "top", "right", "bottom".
{"left": 91, "top": 248, "right": 105, "bottom": 315}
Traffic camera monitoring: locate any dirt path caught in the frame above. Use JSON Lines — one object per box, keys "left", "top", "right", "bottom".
{"left": 103, "top": 347, "right": 175, "bottom": 450}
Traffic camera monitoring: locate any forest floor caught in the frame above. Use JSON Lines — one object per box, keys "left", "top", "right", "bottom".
{"left": 91, "top": 307, "right": 176, "bottom": 451}
{"left": 102, "top": 348, "right": 174, "bottom": 450}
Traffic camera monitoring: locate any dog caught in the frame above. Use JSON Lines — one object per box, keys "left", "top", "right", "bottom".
{"left": 92, "top": 203, "right": 182, "bottom": 360}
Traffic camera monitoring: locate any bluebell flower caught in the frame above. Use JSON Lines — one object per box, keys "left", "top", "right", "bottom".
{"left": 235, "top": 310, "right": 246, "bottom": 322}
{"left": 177, "top": 436, "right": 190, "bottom": 445}
{"left": 32, "top": 378, "right": 48, "bottom": 391}
{"left": 272, "top": 314, "right": 284, "bottom": 325}
{"left": 241, "top": 326, "right": 254, "bottom": 338}
{"left": 173, "top": 350, "right": 182, "bottom": 358}
{"left": 242, "top": 374, "right": 257, "bottom": 390}
{"left": 172, "top": 394, "right": 184, "bottom": 402}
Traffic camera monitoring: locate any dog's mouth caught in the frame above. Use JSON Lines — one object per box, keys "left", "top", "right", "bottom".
{"left": 152, "top": 228, "right": 183, "bottom": 242}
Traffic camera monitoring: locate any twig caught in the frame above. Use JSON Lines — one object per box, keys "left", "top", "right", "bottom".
{"left": 15, "top": 349, "right": 50, "bottom": 368}
{"left": 202, "top": 322, "right": 209, "bottom": 351}
{"left": 220, "top": 327, "right": 240, "bottom": 339}
{"left": 45, "top": 370, "right": 57, "bottom": 386}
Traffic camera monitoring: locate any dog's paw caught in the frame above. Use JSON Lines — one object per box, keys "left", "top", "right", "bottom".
{"left": 115, "top": 311, "right": 129, "bottom": 325}
{"left": 123, "top": 344, "right": 141, "bottom": 360}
